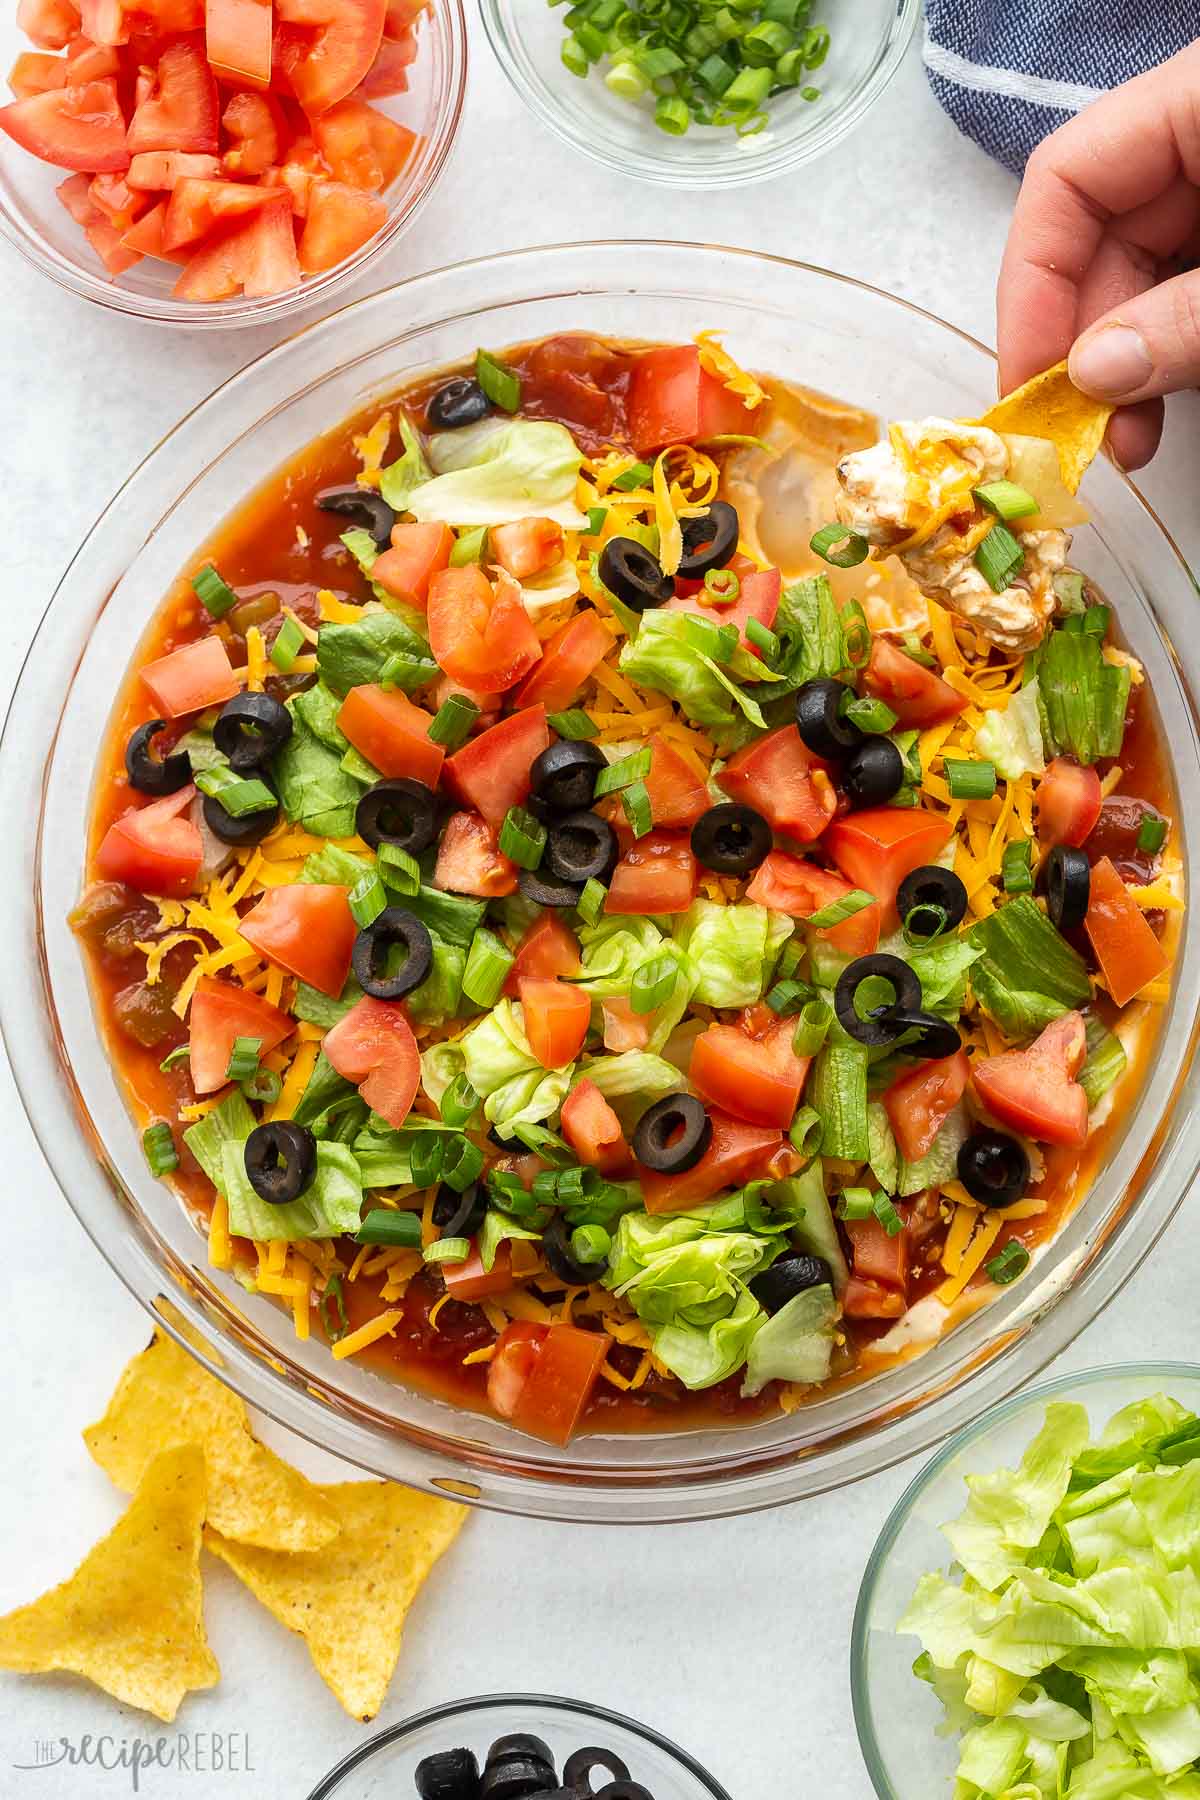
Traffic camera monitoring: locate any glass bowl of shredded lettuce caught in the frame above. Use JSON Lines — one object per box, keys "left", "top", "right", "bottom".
{"left": 853, "top": 1364, "right": 1200, "bottom": 1799}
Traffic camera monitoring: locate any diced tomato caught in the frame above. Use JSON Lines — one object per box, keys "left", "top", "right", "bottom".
{"left": 640, "top": 736, "right": 708, "bottom": 830}
{"left": 173, "top": 194, "right": 299, "bottom": 298}
{"left": 486, "top": 1320, "right": 548, "bottom": 1419}
{"left": 357, "top": 32, "right": 415, "bottom": 97}
{"left": 383, "top": 0, "right": 426, "bottom": 33}
{"left": 65, "top": 38, "right": 121, "bottom": 80}
{"left": 323, "top": 994, "right": 420, "bottom": 1128}
{"left": 504, "top": 912, "right": 580, "bottom": 996}
{"left": 883, "top": 1049, "right": 969, "bottom": 1164}
{"left": 442, "top": 704, "right": 548, "bottom": 829}
{"left": 119, "top": 197, "right": 183, "bottom": 258}
{"left": 441, "top": 1241, "right": 514, "bottom": 1303}
{"left": 220, "top": 90, "right": 280, "bottom": 175}
{"left": 845, "top": 1215, "right": 910, "bottom": 1291}
{"left": 606, "top": 830, "right": 698, "bottom": 915}
{"left": 510, "top": 1322, "right": 612, "bottom": 1446}
{"left": 842, "top": 1275, "right": 905, "bottom": 1320}
{"left": 427, "top": 567, "right": 543, "bottom": 696}
{"left": 261, "top": 156, "right": 313, "bottom": 215}
{"left": 126, "top": 147, "right": 219, "bottom": 186}
{"left": 77, "top": 0, "right": 127, "bottom": 41}
{"left": 275, "top": 0, "right": 386, "bottom": 117}
{"left": 600, "top": 994, "right": 650, "bottom": 1052}
{"left": 825, "top": 806, "right": 954, "bottom": 923}
{"left": 863, "top": 636, "right": 967, "bottom": 730}
{"left": 55, "top": 168, "right": 94, "bottom": 219}
{"left": 84, "top": 208, "right": 142, "bottom": 272}
{"left": 297, "top": 178, "right": 385, "bottom": 271}
{"left": 1084, "top": 855, "right": 1169, "bottom": 1006}
{"left": 0, "top": 78, "right": 128, "bottom": 171}
{"left": 336, "top": 684, "right": 444, "bottom": 787}
{"left": 363, "top": 104, "right": 415, "bottom": 186}
{"left": 8, "top": 52, "right": 68, "bottom": 100}
{"left": 641, "top": 1110, "right": 781, "bottom": 1214}
{"left": 432, "top": 810, "right": 517, "bottom": 898}
{"left": 489, "top": 518, "right": 564, "bottom": 582}
{"left": 689, "top": 1018, "right": 810, "bottom": 1129}
{"left": 311, "top": 94, "right": 385, "bottom": 187}
{"left": 511, "top": 610, "right": 610, "bottom": 714}
{"left": 1037, "top": 756, "right": 1102, "bottom": 849}
{"left": 560, "top": 1077, "right": 633, "bottom": 1176}
{"left": 18, "top": 0, "right": 81, "bottom": 51}
{"left": 664, "top": 566, "right": 781, "bottom": 657}
{"left": 162, "top": 174, "right": 277, "bottom": 249}
{"left": 627, "top": 344, "right": 761, "bottom": 456}
{"left": 745, "top": 852, "right": 881, "bottom": 959}
{"left": 187, "top": 976, "right": 292, "bottom": 1094}
{"left": 94, "top": 784, "right": 201, "bottom": 898}
{"left": 88, "top": 169, "right": 146, "bottom": 225}
{"left": 127, "top": 38, "right": 219, "bottom": 155}
{"left": 972, "top": 1010, "right": 1089, "bottom": 1148}
{"left": 240, "top": 883, "right": 357, "bottom": 997}
{"left": 206, "top": 0, "right": 273, "bottom": 87}
{"left": 140, "top": 635, "right": 237, "bottom": 716}
{"left": 518, "top": 977, "right": 591, "bottom": 1070}
{"left": 370, "top": 520, "right": 453, "bottom": 609}
{"left": 718, "top": 726, "right": 835, "bottom": 845}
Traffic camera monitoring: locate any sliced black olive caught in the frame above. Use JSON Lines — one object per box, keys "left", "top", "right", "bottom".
{"left": 351, "top": 907, "right": 434, "bottom": 1000}
{"left": 530, "top": 739, "right": 606, "bottom": 815}
{"left": 488, "top": 1737, "right": 554, "bottom": 1773}
{"left": 244, "top": 1121, "right": 316, "bottom": 1205}
{"left": 750, "top": 1253, "right": 833, "bottom": 1315}
{"left": 1039, "top": 844, "right": 1091, "bottom": 931}
{"left": 541, "top": 1213, "right": 607, "bottom": 1285}
{"left": 594, "top": 1786, "right": 655, "bottom": 1800}
{"left": 316, "top": 484, "right": 397, "bottom": 550}
{"left": 125, "top": 718, "right": 192, "bottom": 796}
{"left": 632, "top": 1092, "right": 712, "bottom": 1174}
{"left": 886, "top": 1008, "right": 962, "bottom": 1059}
{"left": 213, "top": 691, "right": 293, "bottom": 773}
{"left": 843, "top": 736, "right": 905, "bottom": 807}
{"left": 676, "top": 499, "right": 739, "bottom": 578}
{"left": 544, "top": 810, "right": 617, "bottom": 885}
{"left": 896, "top": 863, "right": 968, "bottom": 939}
{"left": 480, "top": 1758, "right": 555, "bottom": 1800}
{"left": 427, "top": 375, "right": 490, "bottom": 430}
{"left": 202, "top": 791, "right": 280, "bottom": 846}
{"left": 563, "top": 1748, "right": 632, "bottom": 1794}
{"left": 355, "top": 777, "right": 439, "bottom": 853}
{"left": 794, "top": 678, "right": 863, "bottom": 760}
{"left": 518, "top": 867, "right": 584, "bottom": 909}
{"left": 432, "top": 1180, "right": 487, "bottom": 1238}
{"left": 690, "top": 802, "right": 771, "bottom": 876}
{"left": 834, "top": 953, "right": 922, "bottom": 1047}
{"left": 415, "top": 1746, "right": 480, "bottom": 1800}
{"left": 598, "top": 537, "right": 674, "bottom": 612}
{"left": 957, "top": 1128, "right": 1030, "bottom": 1208}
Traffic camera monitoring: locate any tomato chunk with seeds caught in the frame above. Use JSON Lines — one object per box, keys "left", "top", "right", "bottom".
{"left": 173, "top": 195, "right": 299, "bottom": 299}
{"left": 427, "top": 566, "right": 542, "bottom": 696}
{"left": 664, "top": 565, "right": 781, "bottom": 656}
{"left": 825, "top": 806, "right": 954, "bottom": 923}
{"left": 206, "top": 0, "right": 273, "bottom": 87}
{"left": 297, "top": 179, "right": 386, "bottom": 272}
{"left": 718, "top": 726, "right": 835, "bottom": 844}
{"left": 971, "top": 1010, "right": 1088, "bottom": 1148}
{"left": 337, "top": 684, "right": 444, "bottom": 787}
{"left": 863, "top": 636, "right": 967, "bottom": 729}
{"left": 883, "top": 1049, "right": 969, "bottom": 1164}
{"left": 504, "top": 912, "right": 580, "bottom": 996}
{"left": 275, "top": 0, "right": 386, "bottom": 117}
{"left": 323, "top": 994, "right": 420, "bottom": 1128}
{"left": 433, "top": 810, "right": 517, "bottom": 898}
{"left": 745, "top": 852, "right": 881, "bottom": 959}
{"left": 641, "top": 1111, "right": 781, "bottom": 1213}
{"left": 561, "top": 1077, "right": 633, "bottom": 1175}
{"left": 512, "top": 610, "right": 610, "bottom": 714}
{"left": 370, "top": 521, "right": 453, "bottom": 609}
{"left": 689, "top": 1018, "right": 810, "bottom": 1130}
{"left": 606, "top": 830, "right": 698, "bottom": 915}
{"left": 845, "top": 1215, "right": 910, "bottom": 1291}
{"left": 188, "top": 976, "right": 292, "bottom": 1094}
{"left": 127, "top": 39, "right": 219, "bottom": 155}
{"left": 642, "top": 736, "right": 709, "bottom": 830}
{"left": 95, "top": 785, "right": 201, "bottom": 898}
{"left": 489, "top": 517, "right": 564, "bottom": 582}
{"left": 441, "top": 1241, "right": 513, "bottom": 1303}
{"left": 240, "top": 883, "right": 357, "bottom": 997}
{"left": 487, "top": 1320, "right": 548, "bottom": 1419}
{"left": 442, "top": 705, "right": 548, "bottom": 829}
{"left": 0, "top": 78, "right": 129, "bottom": 171}
{"left": 1037, "top": 756, "right": 1102, "bottom": 849}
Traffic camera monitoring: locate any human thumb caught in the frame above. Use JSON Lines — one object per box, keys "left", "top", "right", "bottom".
{"left": 1068, "top": 270, "right": 1200, "bottom": 403}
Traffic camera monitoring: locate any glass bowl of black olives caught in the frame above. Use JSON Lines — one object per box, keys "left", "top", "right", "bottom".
{"left": 304, "top": 1695, "right": 732, "bottom": 1800}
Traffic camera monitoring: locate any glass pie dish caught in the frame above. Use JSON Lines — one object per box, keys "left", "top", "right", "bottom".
{"left": 3, "top": 241, "right": 1200, "bottom": 1522}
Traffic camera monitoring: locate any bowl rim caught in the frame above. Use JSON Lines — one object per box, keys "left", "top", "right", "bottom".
{"left": 303, "top": 1691, "right": 734, "bottom": 1798}
{"left": 5, "top": 240, "right": 1200, "bottom": 1524}
{"left": 849, "top": 1358, "right": 1200, "bottom": 1800}
{"left": 0, "top": 0, "right": 468, "bottom": 328}
{"left": 477, "top": 0, "right": 922, "bottom": 189}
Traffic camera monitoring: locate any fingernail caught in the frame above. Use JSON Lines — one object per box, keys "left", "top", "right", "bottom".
{"left": 1070, "top": 324, "right": 1153, "bottom": 400}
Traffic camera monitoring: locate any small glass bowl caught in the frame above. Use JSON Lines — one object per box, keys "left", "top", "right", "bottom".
{"left": 478, "top": 0, "right": 918, "bottom": 189}
{"left": 851, "top": 1362, "right": 1200, "bottom": 1800}
{"left": 0, "top": 2, "right": 467, "bottom": 327}
{"left": 304, "top": 1694, "right": 733, "bottom": 1799}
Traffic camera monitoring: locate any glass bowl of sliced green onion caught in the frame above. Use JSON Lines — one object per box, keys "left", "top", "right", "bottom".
{"left": 479, "top": 0, "right": 919, "bottom": 188}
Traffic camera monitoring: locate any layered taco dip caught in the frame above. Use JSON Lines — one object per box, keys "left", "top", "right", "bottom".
{"left": 71, "top": 335, "right": 1182, "bottom": 1447}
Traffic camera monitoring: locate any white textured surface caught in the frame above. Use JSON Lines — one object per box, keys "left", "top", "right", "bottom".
{"left": 1, "top": 21, "right": 1199, "bottom": 1800}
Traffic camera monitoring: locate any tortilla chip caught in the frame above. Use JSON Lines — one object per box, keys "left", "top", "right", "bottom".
{"left": 206, "top": 1483, "right": 467, "bottom": 1721}
{"left": 979, "top": 361, "right": 1112, "bottom": 494}
{"left": 84, "top": 1329, "right": 339, "bottom": 1553}
{"left": 0, "top": 1445, "right": 218, "bottom": 1722}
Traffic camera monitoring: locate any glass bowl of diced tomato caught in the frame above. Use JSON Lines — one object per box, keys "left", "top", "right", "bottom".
{"left": 5, "top": 242, "right": 1200, "bottom": 1522}
{"left": 0, "top": 0, "right": 467, "bottom": 324}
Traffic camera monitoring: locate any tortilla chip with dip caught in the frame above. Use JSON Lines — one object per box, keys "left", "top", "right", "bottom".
{"left": 206, "top": 1481, "right": 467, "bottom": 1721}
{"left": 0, "top": 1444, "right": 218, "bottom": 1722}
{"left": 979, "top": 360, "right": 1113, "bottom": 493}
{"left": 84, "top": 1328, "right": 339, "bottom": 1553}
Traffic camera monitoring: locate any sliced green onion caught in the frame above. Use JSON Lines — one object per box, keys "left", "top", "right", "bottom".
{"left": 424, "top": 1236, "right": 471, "bottom": 1265}
{"left": 839, "top": 599, "right": 872, "bottom": 670}
{"left": 595, "top": 746, "right": 652, "bottom": 796}
{"left": 488, "top": 1169, "right": 537, "bottom": 1216}
{"left": 378, "top": 841, "right": 421, "bottom": 897}
{"left": 194, "top": 765, "right": 277, "bottom": 816}
{"left": 836, "top": 1186, "right": 876, "bottom": 1222}
{"left": 605, "top": 57, "right": 649, "bottom": 98}
{"left": 571, "top": 1223, "right": 611, "bottom": 1265}
{"left": 269, "top": 615, "right": 305, "bottom": 673}
{"left": 462, "top": 927, "right": 514, "bottom": 1008}
{"left": 986, "top": 1242, "right": 1030, "bottom": 1285}
{"left": 441, "top": 1136, "right": 484, "bottom": 1194}
{"left": 903, "top": 901, "right": 949, "bottom": 946}
{"left": 475, "top": 348, "right": 521, "bottom": 413}
{"left": 841, "top": 694, "right": 896, "bottom": 735}
{"left": 1001, "top": 838, "right": 1034, "bottom": 895}
{"left": 791, "top": 996, "right": 832, "bottom": 1058}
{"left": 804, "top": 888, "right": 874, "bottom": 929}
{"left": 1137, "top": 812, "right": 1168, "bottom": 854}
{"left": 744, "top": 617, "right": 779, "bottom": 662}
{"left": 512, "top": 1122, "right": 575, "bottom": 1164}
{"left": 723, "top": 63, "right": 772, "bottom": 109}
{"left": 555, "top": 1165, "right": 586, "bottom": 1207}
{"left": 349, "top": 869, "right": 388, "bottom": 929}
{"left": 531, "top": 1168, "right": 560, "bottom": 1209}
{"left": 225, "top": 1035, "right": 262, "bottom": 1084}
{"left": 974, "top": 523, "right": 1025, "bottom": 594}
{"left": 499, "top": 805, "right": 547, "bottom": 871}
{"left": 680, "top": 613, "right": 739, "bottom": 663}
{"left": 766, "top": 978, "right": 809, "bottom": 1016}
{"left": 409, "top": 1131, "right": 445, "bottom": 1189}
{"left": 319, "top": 1272, "right": 349, "bottom": 1343}
{"left": 630, "top": 952, "right": 679, "bottom": 1015}
{"left": 577, "top": 877, "right": 607, "bottom": 925}
{"left": 242, "top": 1067, "right": 282, "bottom": 1107}
{"left": 440, "top": 1073, "right": 480, "bottom": 1129}
{"left": 428, "top": 693, "right": 480, "bottom": 748}
{"left": 449, "top": 526, "right": 489, "bottom": 569}
{"left": 872, "top": 1190, "right": 904, "bottom": 1238}
{"left": 1053, "top": 569, "right": 1087, "bottom": 615}
{"left": 356, "top": 1208, "right": 422, "bottom": 1248}
{"left": 612, "top": 460, "right": 654, "bottom": 492}
{"left": 944, "top": 758, "right": 997, "bottom": 801}
{"left": 159, "top": 1045, "right": 190, "bottom": 1073}
{"left": 561, "top": 32, "right": 589, "bottom": 74}
{"left": 704, "top": 567, "right": 741, "bottom": 603}
{"left": 974, "top": 480, "right": 1038, "bottom": 522}
{"left": 743, "top": 18, "right": 792, "bottom": 62}
{"left": 788, "top": 1105, "right": 822, "bottom": 1158}
{"left": 901, "top": 633, "right": 937, "bottom": 667}
{"left": 584, "top": 506, "right": 609, "bottom": 536}
{"left": 547, "top": 708, "right": 599, "bottom": 740}
{"left": 192, "top": 563, "right": 238, "bottom": 619}
{"left": 621, "top": 779, "right": 653, "bottom": 838}
{"left": 811, "top": 523, "right": 869, "bottom": 568}
{"left": 655, "top": 92, "right": 691, "bottom": 134}
{"left": 142, "top": 1121, "right": 178, "bottom": 1177}
{"left": 696, "top": 50, "right": 736, "bottom": 92}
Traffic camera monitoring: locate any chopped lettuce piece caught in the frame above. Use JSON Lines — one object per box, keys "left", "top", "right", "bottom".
{"left": 867, "top": 1100, "right": 900, "bottom": 1195}
{"left": 944, "top": 1402, "right": 1089, "bottom": 1592}
{"left": 461, "top": 1000, "right": 539, "bottom": 1096}
{"left": 399, "top": 885, "right": 488, "bottom": 949}
{"left": 772, "top": 573, "right": 847, "bottom": 688}
{"left": 406, "top": 936, "right": 466, "bottom": 1025}
{"left": 741, "top": 1282, "right": 836, "bottom": 1397}
{"left": 316, "top": 607, "right": 437, "bottom": 697}
{"left": 576, "top": 1050, "right": 687, "bottom": 1107}
{"left": 1038, "top": 625, "right": 1131, "bottom": 766}
{"left": 221, "top": 1139, "right": 363, "bottom": 1242}
{"left": 974, "top": 679, "right": 1047, "bottom": 780}
{"left": 291, "top": 1051, "right": 358, "bottom": 1132}
{"left": 768, "top": 1166, "right": 849, "bottom": 1291}
{"left": 299, "top": 843, "right": 370, "bottom": 887}
{"left": 614, "top": 1229, "right": 771, "bottom": 1325}
{"left": 486, "top": 1064, "right": 575, "bottom": 1139}
{"left": 619, "top": 610, "right": 767, "bottom": 734}
{"left": 673, "top": 899, "right": 774, "bottom": 1008}
{"left": 651, "top": 1289, "right": 764, "bottom": 1392}
{"left": 182, "top": 1089, "right": 255, "bottom": 1189}
{"left": 291, "top": 680, "right": 351, "bottom": 754}
{"left": 419, "top": 1039, "right": 466, "bottom": 1110}
{"left": 478, "top": 1207, "right": 543, "bottom": 1273}
{"left": 408, "top": 419, "right": 589, "bottom": 529}
{"left": 378, "top": 409, "right": 433, "bottom": 512}
{"left": 273, "top": 710, "right": 364, "bottom": 838}
{"left": 575, "top": 916, "right": 665, "bottom": 996}
{"left": 968, "top": 896, "right": 1091, "bottom": 1037}
{"left": 292, "top": 975, "right": 363, "bottom": 1030}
